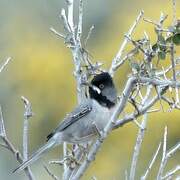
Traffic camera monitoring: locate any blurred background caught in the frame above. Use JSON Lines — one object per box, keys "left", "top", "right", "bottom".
{"left": 0, "top": 0, "right": 179, "bottom": 179}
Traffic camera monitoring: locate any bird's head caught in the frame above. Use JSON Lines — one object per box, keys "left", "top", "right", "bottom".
{"left": 89, "top": 72, "right": 117, "bottom": 108}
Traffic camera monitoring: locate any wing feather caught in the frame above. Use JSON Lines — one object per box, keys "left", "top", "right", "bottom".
{"left": 47, "top": 101, "right": 92, "bottom": 141}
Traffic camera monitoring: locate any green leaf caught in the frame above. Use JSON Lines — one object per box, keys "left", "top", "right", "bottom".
{"left": 152, "top": 43, "right": 158, "bottom": 51}
{"left": 172, "top": 33, "right": 180, "bottom": 45}
{"left": 158, "top": 34, "right": 166, "bottom": 51}
{"left": 166, "top": 36, "right": 173, "bottom": 43}
{"left": 158, "top": 51, "right": 166, "bottom": 60}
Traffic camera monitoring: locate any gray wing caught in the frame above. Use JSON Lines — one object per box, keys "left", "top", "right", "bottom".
{"left": 46, "top": 101, "right": 92, "bottom": 141}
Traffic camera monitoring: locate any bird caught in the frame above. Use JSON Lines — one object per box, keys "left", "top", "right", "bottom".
{"left": 13, "top": 72, "right": 117, "bottom": 173}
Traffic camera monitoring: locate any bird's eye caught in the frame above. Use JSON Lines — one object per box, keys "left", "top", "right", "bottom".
{"left": 99, "top": 84, "right": 104, "bottom": 89}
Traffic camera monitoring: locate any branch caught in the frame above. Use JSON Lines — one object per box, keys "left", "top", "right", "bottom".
{"left": 21, "top": 96, "right": 33, "bottom": 161}
{"left": 50, "top": 27, "right": 65, "bottom": 39}
{"left": 114, "top": 85, "right": 167, "bottom": 129}
{"left": 157, "top": 128, "right": 180, "bottom": 180}
{"left": 129, "top": 114, "right": 148, "bottom": 180}
{"left": 66, "top": 0, "right": 74, "bottom": 32}
{"left": 63, "top": 142, "right": 68, "bottom": 179}
{"left": 0, "top": 105, "right": 34, "bottom": 179}
{"left": 0, "top": 106, "right": 6, "bottom": 137}
{"left": 0, "top": 57, "right": 12, "bottom": 73}
{"left": 76, "top": 0, "right": 83, "bottom": 42}
{"left": 44, "top": 165, "right": 59, "bottom": 180}
{"left": 162, "top": 165, "right": 180, "bottom": 179}
{"left": 157, "top": 126, "right": 168, "bottom": 179}
{"left": 141, "top": 142, "right": 162, "bottom": 180}
{"left": 109, "top": 11, "right": 144, "bottom": 76}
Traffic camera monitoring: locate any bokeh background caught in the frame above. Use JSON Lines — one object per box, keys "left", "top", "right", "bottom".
{"left": 0, "top": 0, "right": 179, "bottom": 179}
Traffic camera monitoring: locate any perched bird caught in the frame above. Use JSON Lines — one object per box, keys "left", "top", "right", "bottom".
{"left": 13, "top": 72, "right": 117, "bottom": 173}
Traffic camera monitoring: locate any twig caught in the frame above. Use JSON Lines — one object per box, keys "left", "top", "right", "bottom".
{"left": 129, "top": 114, "right": 148, "bottom": 180}
{"left": 44, "top": 165, "right": 59, "bottom": 180}
{"left": 138, "top": 77, "right": 180, "bottom": 88}
{"left": 66, "top": 0, "right": 74, "bottom": 33}
{"left": 0, "top": 57, "right": 12, "bottom": 73}
{"left": 0, "top": 106, "right": 34, "bottom": 179}
{"left": 109, "top": 10, "right": 144, "bottom": 75}
{"left": 157, "top": 127, "right": 168, "bottom": 180}
{"left": 84, "top": 25, "right": 94, "bottom": 47}
{"left": 143, "top": 17, "right": 159, "bottom": 26}
{"left": 0, "top": 106, "right": 6, "bottom": 137}
{"left": 60, "top": 9, "right": 72, "bottom": 33}
{"left": 141, "top": 142, "right": 162, "bottom": 180}
{"left": 76, "top": 0, "right": 83, "bottom": 42}
{"left": 21, "top": 96, "right": 33, "bottom": 161}
{"left": 50, "top": 27, "right": 65, "bottom": 39}
{"left": 63, "top": 142, "right": 68, "bottom": 179}
{"left": 166, "top": 142, "right": 180, "bottom": 159}
{"left": 170, "top": 42, "right": 179, "bottom": 105}
{"left": 172, "top": 0, "right": 176, "bottom": 25}
{"left": 162, "top": 165, "right": 180, "bottom": 179}
{"left": 114, "top": 86, "right": 168, "bottom": 129}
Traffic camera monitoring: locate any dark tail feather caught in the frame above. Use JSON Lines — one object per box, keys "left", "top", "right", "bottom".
{"left": 13, "top": 140, "right": 55, "bottom": 173}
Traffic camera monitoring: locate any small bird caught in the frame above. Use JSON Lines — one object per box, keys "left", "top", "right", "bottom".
{"left": 13, "top": 72, "right": 117, "bottom": 173}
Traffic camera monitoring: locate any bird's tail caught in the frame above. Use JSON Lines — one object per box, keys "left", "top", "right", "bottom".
{"left": 13, "top": 140, "right": 56, "bottom": 173}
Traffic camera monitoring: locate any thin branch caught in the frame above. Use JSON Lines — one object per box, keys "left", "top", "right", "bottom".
{"left": 44, "top": 165, "right": 59, "bottom": 180}
{"left": 170, "top": 42, "right": 179, "bottom": 105}
{"left": 50, "top": 27, "right": 65, "bottom": 39}
{"left": 141, "top": 142, "right": 162, "bottom": 180}
{"left": 114, "top": 86, "right": 168, "bottom": 129}
{"left": 76, "top": 0, "right": 83, "bottom": 42}
{"left": 0, "top": 106, "right": 6, "bottom": 137}
{"left": 166, "top": 142, "right": 180, "bottom": 159}
{"left": 129, "top": 114, "right": 148, "bottom": 180}
{"left": 109, "top": 10, "right": 144, "bottom": 75}
{"left": 138, "top": 77, "right": 180, "bottom": 88}
{"left": 162, "top": 165, "right": 180, "bottom": 180}
{"left": 157, "top": 126, "right": 168, "bottom": 180}
{"left": 66, "top": 0, "right": 74, "bottom": 32}
{"left": 63, "top": 142, "right": 68, "bottom": 179}
{"left": 21, "top": 96, "right": 33, "bottom": 161}
{"left": 172, "top": 0, "right": 176, "bottom": 25}
{"left": 2, "top": 135, "right": 34, "bottom": 179}
{"left": 60, "top": 9, "right": 72, "bottom": 33}
{"left": 143, "top": 17, "right": 159, "bottom": 26}
{"left": 0, "top": 57, "right": 12, "bottom": 73}
{"left": 84, "top": 25, "right": 94, "bottom": 47}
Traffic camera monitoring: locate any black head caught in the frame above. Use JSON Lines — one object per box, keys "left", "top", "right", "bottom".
{"left": 89, "top": 72, "right": 117, "bottom": 108}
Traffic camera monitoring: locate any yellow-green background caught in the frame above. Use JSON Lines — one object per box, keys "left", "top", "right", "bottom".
{"left": 0, "top": 0, "right": 179, "bottom": 179}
